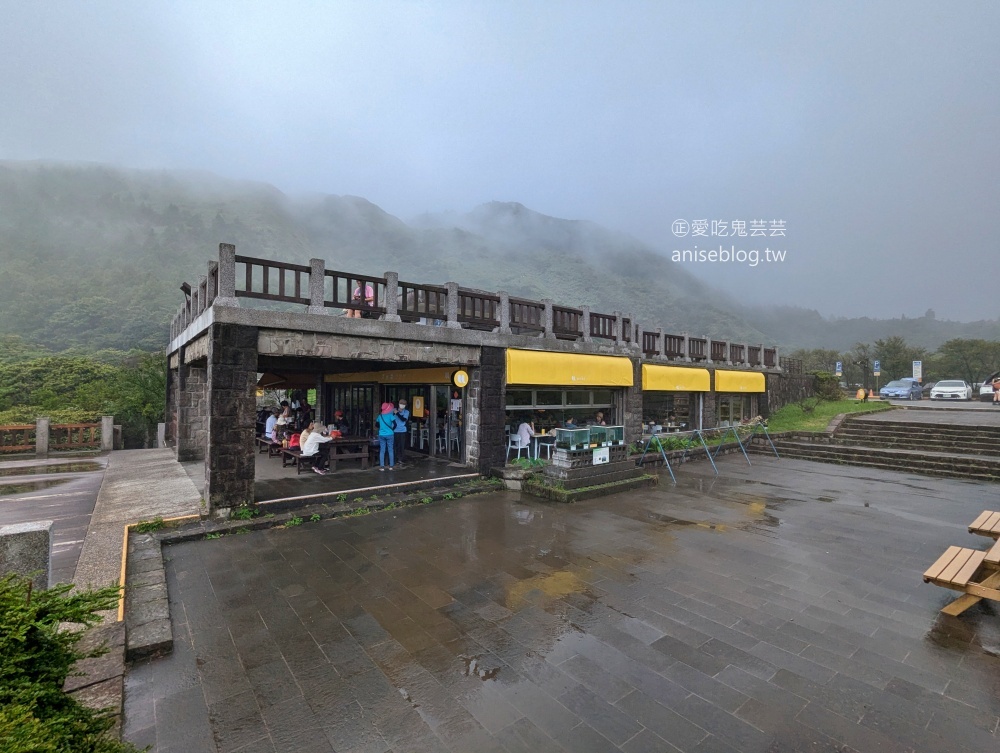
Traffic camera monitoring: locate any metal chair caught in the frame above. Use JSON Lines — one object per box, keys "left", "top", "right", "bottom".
{"left": 508, "top": 434, "right": 529, "bottom": 460}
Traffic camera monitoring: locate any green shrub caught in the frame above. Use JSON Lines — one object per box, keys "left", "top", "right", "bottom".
{"left": 812, "top": 371, "right": 842, "bottom": 401}
{"left": 0, "top": 574, "right": 142, "bottom": 752}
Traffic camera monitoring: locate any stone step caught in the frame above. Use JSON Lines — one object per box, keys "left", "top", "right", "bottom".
{"left": 840, "top": 419, "right": 1000, "bottom": 438}
{"left": 763, "top": 441, "right": 1000, "bottom": 482}
{"left": 830, "top": 435, "right": 996, "bottom": 457}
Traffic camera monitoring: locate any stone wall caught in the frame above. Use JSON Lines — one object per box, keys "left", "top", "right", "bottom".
{"left": 205, "top": 323, "right": 258, "bottom": 510}
{"left": 764, "top": 373, "right": 816, "bottom": 416}
{"left": 0, "top": 521, "right": 52, "bottom": 591}
{"left": 468, "top": 346, "right": 507, "bottom": 474}
{"left": 176, "top": 358, "right": 207, "bottom": 462}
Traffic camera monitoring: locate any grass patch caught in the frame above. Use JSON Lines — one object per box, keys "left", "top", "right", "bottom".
{"left": 133, "top": 517, "right": 164, "bottom": 534}
{"left": 767, "top": 399, "right": 893, "bottom": 433}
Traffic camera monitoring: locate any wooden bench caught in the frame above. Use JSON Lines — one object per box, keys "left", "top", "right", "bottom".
{"left": 923, "top": 540, "right": 1000, "bottom": 615}
{"left": 256, "top": 436, "right": 282, "bottom": 457}
{"left": 969, "top": 510, "right": 1000, "bottom": 539}
{"left": 281, "top": 448, "right": 318, "bottom": 474}
{"left": 280, "top": 446, "right": 370, "bottom": 474}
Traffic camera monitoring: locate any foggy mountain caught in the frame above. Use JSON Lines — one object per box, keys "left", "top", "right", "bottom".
{"left": 0, "top": 161, "right": 995, "bottom": 355}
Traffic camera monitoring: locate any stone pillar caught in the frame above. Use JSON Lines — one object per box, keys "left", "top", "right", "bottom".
{"left": 383, "top": 271, "right": 401, "bottom": 322}
{"left": 428, "top": 388, "right": 438, "bottom": 457}
{"left": 468, "top": 346, "right": 507, "bottom": 474}
{"left": 101, "top": 416, "right": 113, "bottom": 451}
{"left": 613, "top": 312, "right": 624, "bottom": 344}
{"left": 681, "top": 333, "right": 690, "bottom": 362}
{"left": 705, "top": 335, "right": 714, "bottom": 365}
{"left": 774, "top": 346, "right": 781, "bottom": 371}
{"left": 164, "top": 358, "right": 176, "bottom": 445}
{"left": 308, "top": 258, "right": 327, "bottom": 315}
{"left": 723, "top": 340, "right": 732, "bottom": 366}
{"left": 205, "top": 323, "right": 258, "bottom": 512}
{"left": 498, "top": 292, "right": 512, "bottom": 334}
{"left": 444, "top": 282, "right": 462, "bottom": 329}
{"left": 704, "top": 376, "right": 719, "bottom": 429}
{"left": 314, "top": 374, "right": 325, "bottom": 424}
{"left": 214, "top": 242, "right": 239, "bottom": 306}
{"left": 157, "top": 422, "right": 166, "bottom": 448}
{"left": 619, "top": 357, "right": 642, "bottom": 444}
{"left": 655, "top": 327, "right": 664, "bottom": 357}
{"left": 176, "top": 348, "right": 208, "bottom": 462}
{"left": 542, "top": 299, "right": 555, "bottom": 339}
{"left": 581, "top": 307, "right": 592, "bottom": 343}
{"left": 0, "top": 521, "right": 52, "bottom": 591}
{"left": 35, "top": 417, "right": 49, "bottom": 457}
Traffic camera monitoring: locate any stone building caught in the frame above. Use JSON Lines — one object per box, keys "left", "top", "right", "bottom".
{"left": 167, "top": 245, "right": 789, "bottom": 511}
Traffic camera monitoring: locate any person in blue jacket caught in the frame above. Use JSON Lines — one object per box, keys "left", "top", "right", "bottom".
{"left": 393, "top": 399, "right": 410, "bottom": 466}
{"left": 376, "top": 402, "right": 396, "bottom": 470}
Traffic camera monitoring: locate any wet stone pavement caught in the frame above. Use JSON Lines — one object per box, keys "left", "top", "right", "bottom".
{"left": 125, "top": 456, "right": 1000, "bottom": 753}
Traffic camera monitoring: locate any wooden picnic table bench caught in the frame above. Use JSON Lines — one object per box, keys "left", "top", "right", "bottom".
{"left": 255, "top": 436, "right": 282, "bottom": 457}
{"left": 281, "top": 437, "right": 370, "bottom": 474}
{"left": 923, "top": 536, "right": 1000, "bottom": 616}
{"left": 969, "top": 510, "right": 1000, "bottom": 539}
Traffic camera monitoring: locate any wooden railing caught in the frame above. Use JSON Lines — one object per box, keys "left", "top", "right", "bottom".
{"left": 590, "top": 312, "right": 616, "bottom": 340}
{"left": 325, "top": 270, "right": 386, "bottom": 316}
{"left": 664, "top": 335, "right": 685, "bottom": 359}
{"left": 510, "top": 298, "right": 544, "bottom": 333}
{"left": 172, "top": 245, "right": 781, "bottom": 368}
{"left": 235, "top": 255, "right": 310, "bottom": 305}
{"left": 399, "top": 281, "right": 446, "bottom": 322}
{"left": 50, "top": 424, "right": 102, "bottom": 450}
{"left": 457, "top": 290, "right": 500, "bottom": 330}
{"left": 0, "top": 425, "right": 34, "bottom": 453}
{"left": 689, "top": 338, "right": 707, "bottom": 361}
{"left": 553, "top": 306, "right": 582, "bottom": 339}
{"left": 0, "top": 422, "right": 104, "bottom": 454}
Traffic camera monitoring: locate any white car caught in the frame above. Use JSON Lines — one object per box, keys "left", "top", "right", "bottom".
{"left": 930, "top": 380, "right": 972, "bottom": 400}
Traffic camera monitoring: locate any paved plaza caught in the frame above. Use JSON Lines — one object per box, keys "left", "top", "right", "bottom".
{"left": 125, "top": 455, "right": 1000, "bottom": 753}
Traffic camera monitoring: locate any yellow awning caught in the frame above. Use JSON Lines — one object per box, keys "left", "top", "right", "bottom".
{"left": 715, "top": 370, "right": 766, "bottom": 393}
{"left": 642, "top": 364, "right": 710, "bottom": 392}
{"left": 506, "top": 349, "right": 633, "bottom": 387}
{"left": 325, "top": 367, "right": 456, "bottom": 384}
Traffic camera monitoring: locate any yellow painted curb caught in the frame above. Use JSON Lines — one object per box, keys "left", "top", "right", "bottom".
{"left": 117, "top": 514, "right": 202, "bottom": 622}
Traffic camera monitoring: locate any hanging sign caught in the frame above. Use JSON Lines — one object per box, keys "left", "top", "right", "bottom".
{"left": 453, "top": 370, "right": 469, "bottom": 388}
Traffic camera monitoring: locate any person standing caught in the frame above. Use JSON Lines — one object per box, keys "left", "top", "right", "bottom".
{"left": 992, "top": 376, "right": 1000, "bottom": 406}
{"left": 376, "top": 402, "right": 396, "bottom": 470}
{"left": 394, "top": 399, "right": 410, "bottom": 466}
{"left": 347, "top": 279, "right": 375, "bottom": 318}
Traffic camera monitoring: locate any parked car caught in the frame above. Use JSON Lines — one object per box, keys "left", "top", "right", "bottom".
{"left": 879, "top": 378, "right": 923, "bottom": 400}
{"left": 930, "top": 380, "right": 973, "bottom": 401}
{"left": 980, "top": 371, "right": 1000, "bottom": 402}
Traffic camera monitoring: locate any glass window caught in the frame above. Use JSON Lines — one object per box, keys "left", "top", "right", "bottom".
{"left": 592, "top": 389, "right": 613, "bottom": 406}
{"left": 506, "top": 390, "right": 532, "bottom": 406}
{"left": 536, "top": 390, "right": 562, "bottom": 407}
{"left": 566, "top": 389, "right": 591, "bottom": 405}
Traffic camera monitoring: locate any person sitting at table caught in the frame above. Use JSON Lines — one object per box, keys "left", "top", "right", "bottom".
{"left": 667, "top": 411, "right": 677, "bottom": 425}
{"left": 591, "top": 411, "right": 606, "bottom": 426}
{"left": 299, "top": 422, "right": 315, "bottom": 446}
{"left": 564, "top": 416, "right": 578, "bottom": 429}
{"left": 515, "top": 420, "right": 534, "bottom": 449}
{"left": 264, "top": 407, "right": 281, "bottom": 442}
{"left": 330, "top": 410, "right": 348, "bottom": 434}
{"left": 301, "top": 424, "right": 334, "bottom": 475}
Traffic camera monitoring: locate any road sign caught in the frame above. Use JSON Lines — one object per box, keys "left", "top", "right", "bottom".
{"left": 835, "top": 361, "right": 842, "bottom": 376}
{"left": 873, "top": 359, "right": 881, "bottom": 376}
{"left": 913, "top": 360, "right": 922, "bottom": 382}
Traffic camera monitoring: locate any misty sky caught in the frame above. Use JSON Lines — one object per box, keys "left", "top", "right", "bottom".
{"left": 3, "top": 1, "right": 998, "bottom": 321}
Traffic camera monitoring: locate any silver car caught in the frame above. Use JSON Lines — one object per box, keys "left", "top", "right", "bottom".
{"left": 929, "top": 380, "right": 972, "bottom": 400}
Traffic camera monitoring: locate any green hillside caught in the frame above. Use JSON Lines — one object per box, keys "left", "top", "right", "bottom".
{"left": 0, "top": 161, "right": 995, "bottom": 354}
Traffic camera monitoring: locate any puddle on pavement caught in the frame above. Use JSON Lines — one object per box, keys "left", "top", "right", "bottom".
{"left": 460, "top": 654, "right": 500, "bottom": 681}
{"left": 0, "top": 479, "right": 70, "bottom": 496}
{"left": 0, "top": 461, "right": 102, "bottom": 477}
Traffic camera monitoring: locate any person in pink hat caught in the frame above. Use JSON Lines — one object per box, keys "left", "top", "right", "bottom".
{"left": 376, "top": 402, "right": 396, "bottom": 470}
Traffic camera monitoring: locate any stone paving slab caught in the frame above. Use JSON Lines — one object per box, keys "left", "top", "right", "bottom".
{"left": 125, "top": 455, "right": 1000, "bottom": 752}
{"left": 73, "top": 449, "right": 201, "bottom": 621}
